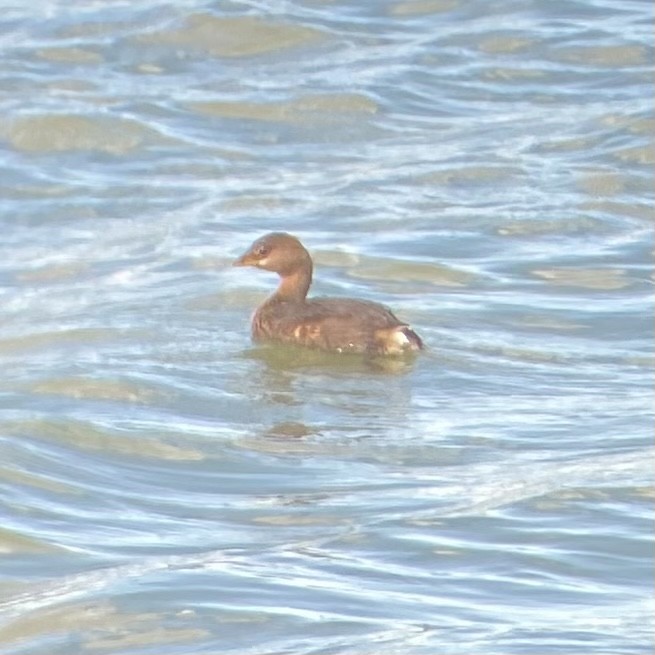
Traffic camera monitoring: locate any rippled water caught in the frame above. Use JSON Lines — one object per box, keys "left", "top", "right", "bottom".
{"left": 1, "top": 1, "right": 653, "bottom": 653}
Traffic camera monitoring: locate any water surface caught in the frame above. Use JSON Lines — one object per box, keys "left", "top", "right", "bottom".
{"left": 0, "top": 0, "right": 653, "bottom": 653}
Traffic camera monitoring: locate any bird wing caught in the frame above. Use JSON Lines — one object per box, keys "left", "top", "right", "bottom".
{"left": 255, "top": 297, "right": 405, "bottom": 354}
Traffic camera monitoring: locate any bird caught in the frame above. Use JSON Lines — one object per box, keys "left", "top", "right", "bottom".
{"left": 233, "top": 232, "right": 423, "bottom": 356}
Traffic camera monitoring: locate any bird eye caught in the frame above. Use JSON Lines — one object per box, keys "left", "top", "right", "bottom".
{"left": 254, "top": 244, "right": 270, "bottom": 258}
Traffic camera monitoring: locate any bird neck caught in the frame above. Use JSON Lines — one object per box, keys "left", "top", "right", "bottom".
{"left": 271, "top": 264, "right": 312, "bottom": 303}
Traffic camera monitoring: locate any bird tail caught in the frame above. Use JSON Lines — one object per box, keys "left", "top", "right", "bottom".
{"left": 375, "top": 325, "right": 423, "bottom": 355}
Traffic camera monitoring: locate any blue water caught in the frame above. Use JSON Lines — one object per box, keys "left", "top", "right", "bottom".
{"left": 0, "top": 0, "right": 653, "bottom": 653}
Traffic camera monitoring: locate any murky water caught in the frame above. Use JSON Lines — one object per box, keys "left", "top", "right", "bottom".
{"left": 1, "top": 1, "right": 653, "bottom": 653}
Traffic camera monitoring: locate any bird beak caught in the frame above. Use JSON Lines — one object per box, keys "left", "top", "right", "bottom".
{"left": 232, "top": 249, "right": 255, "bottom": 267}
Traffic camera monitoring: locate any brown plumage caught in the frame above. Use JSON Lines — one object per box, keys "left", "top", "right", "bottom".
{"left": 233, "top": 232, "right": 423, "bottom": 356}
